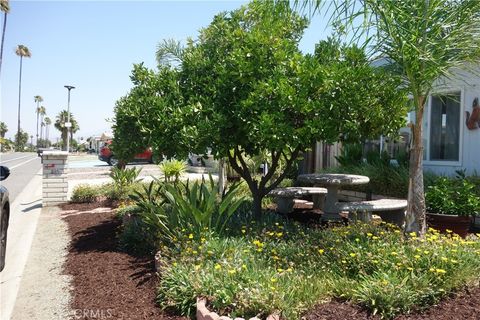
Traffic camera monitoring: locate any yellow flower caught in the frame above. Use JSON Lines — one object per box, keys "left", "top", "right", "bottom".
{"left": 207, "top": 250, "right": 213, "bottom": 255}
{"left": 451, "top": 259, "right": 458, "bottom": 264}
{"left": 355, "top": 238, "right": 360, "bottom": 242}
{"left": 391, "top": 252, "right": 398, "bottom": 256}
{"left": 286, "top": 267, "right": 293, "bottom": 272}
{"left": 349, "top": 253, "right": 356, "bottom": 258}
{"left": 435, "top": 269, "right": 446, "bottom": 274}
{"left": 270, "top": 277, "right": 277, "bottom": 283}
{"left": 228, "top": 269, "right": 236, "bottom": 274}
{"left": 429, "top": 268, "right": 435, "bottom": 272}
{"left": 277, "top": 268, "right": 284, "bottom": 272}
{"left": 341, "top": 260, "right": 347, "bottom": 264}
{"left": 382, "top": 280, "right": 388, "bottom": 285}
{"left": 409, "top": 232, "right": 417, "bottom": 237}
{"left": 414, "top": 255, "right": 421, "bottom": 259}
{"left": 372, "top": 236, "right": 380, "bottom": 240}
{"left": 267, "top": 231, "right": 275, "bottom": 236}
{"left": 424, "top": 250, "right": 430, "bottom": 255}
{"left": 318, "top": 249, "right": 325, "bottom": 254}
{"left": 214, "top": 264, "right": 221, "bottom": 270}
{"left": 242, "top": 264, "right": 247, "bottom": 269}
{"left": 276, "top": 232, "right": 283, "bottom": 238}
{"left": 241, "top": 230, "right": 246, "bottom": 234}
{"left": 372, "top": 259, "right": 379, "bottom": 264}
{"left": 270, "top": 286, "right": 276, "bottom": 291}
{"left": 446, "top": 229, "right": 453, "bottom": 233}
{"left": 407, "top": 267, "right": 413, "bottom": 271}
{"left": 441, "top": 257, "right": 448, "bottom": 262}
{"left": 188, "top": 234, "right": 194, "bottom": 239}
{"left": 192, "top": 250, "right": 198, "bottom": 255}
{"left": 367, "top": 233, "right": 373, "bottom": 237}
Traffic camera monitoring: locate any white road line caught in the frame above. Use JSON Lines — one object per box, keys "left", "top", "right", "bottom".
{"left": 9, "top": 157, "right": 39, "bottom": 170}
{"left": 0, "top": 155, "right": 32, "bottom": 164}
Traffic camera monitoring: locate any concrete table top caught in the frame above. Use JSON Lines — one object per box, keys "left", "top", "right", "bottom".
{"left": 297, "top": 173, "right": 370, "bottom": 186}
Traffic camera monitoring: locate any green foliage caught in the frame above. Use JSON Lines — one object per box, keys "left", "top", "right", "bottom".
{"left": 126, "top": 177, "right": 246, "bottom": 249}
{"left": 112, "top": 1, "right": 407, "bottom": 217}
{"left": 157, "top": 219, "right": 480, "bottom": 319}
{"left": 335, "top": 143, "right": 363, "bottom": 167}
{"left": 71, "top": 184, "right": 100, "bottom": 203}
{"left": 163, "top": 177, "right": 246, "bottom": 237}
{"left": 109, "top": 167, "right": 142, "bottom": 200}
{"left": 159, "top": 159, "right": 186, "bottom": 183}
{"left": 320, "top": 163, "right": 438, "bottom": 199}
{"left": 14, "top": 129, "right": 28, "bottom": 150}
{"left": 426, "top": 177, "right": 480, "bottom": 216}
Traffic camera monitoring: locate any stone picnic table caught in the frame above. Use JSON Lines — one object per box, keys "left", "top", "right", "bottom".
{"left": 297, "top": 173, "right": 370, "bottom": 221}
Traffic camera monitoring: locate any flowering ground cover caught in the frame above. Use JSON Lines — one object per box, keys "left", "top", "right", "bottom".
{"left": 155, "top": 215, "right": 480, "bottom": 319}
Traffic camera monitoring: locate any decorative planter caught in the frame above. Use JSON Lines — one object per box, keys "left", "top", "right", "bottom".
{"left": 426, "top": 213, "right": 472, "bottom": 238}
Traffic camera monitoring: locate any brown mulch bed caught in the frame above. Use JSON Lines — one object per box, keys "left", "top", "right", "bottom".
{"left": 61, "top": 202, "right": 186, "bottom": 320}
{"left": 62, "top": 201, "right": 480, "bottom": 320}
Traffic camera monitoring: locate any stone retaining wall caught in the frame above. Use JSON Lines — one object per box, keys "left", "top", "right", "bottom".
{"left": 43, "top": 151, "right": 69, "bottom": 206}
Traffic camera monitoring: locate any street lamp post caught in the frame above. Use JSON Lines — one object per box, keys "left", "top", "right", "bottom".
{"left": 64, "top": 85, "right": 75, "bottom": 152}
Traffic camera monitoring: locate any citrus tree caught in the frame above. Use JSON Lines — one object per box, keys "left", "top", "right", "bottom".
{"left": 113, "top": 1, "right": 408, "bottom": 217}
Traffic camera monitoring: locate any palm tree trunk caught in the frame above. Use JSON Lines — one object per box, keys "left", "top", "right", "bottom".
{"left": 0, "top": 12, "right": 7, "bottom": 76}
{"left": 17, "top": 55, "right": 22, "bottom": 140}
{"left": 404, "top": 95, "right": 427, "bottom": 235}
{"left": 36, "top": 110, "right": 39, "bottom": 147}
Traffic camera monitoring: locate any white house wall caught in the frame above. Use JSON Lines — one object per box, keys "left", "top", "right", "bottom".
{"left": 423, "top": 65, "right": 480, "bottom": 176}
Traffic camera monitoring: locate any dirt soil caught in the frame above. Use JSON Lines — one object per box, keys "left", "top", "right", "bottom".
{"left": 62, "top": 202, "right": 480, "bottom": 320}
{"left": 61, "top": 202, "right": 186, "bottom": 320}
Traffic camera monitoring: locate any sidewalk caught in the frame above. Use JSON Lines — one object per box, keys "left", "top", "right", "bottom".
{"left": 9, "top": 206, "right": 72, "bottom": 320}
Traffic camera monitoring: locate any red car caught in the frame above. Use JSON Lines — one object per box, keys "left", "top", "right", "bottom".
{"left": 98, "top": 141, "right": 154, "bottom": 166}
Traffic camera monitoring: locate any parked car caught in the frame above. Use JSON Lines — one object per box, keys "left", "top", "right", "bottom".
{"left": 0, "top": 166, "right": 11, "bottom": 272}
{"left": 98, "top": 140, "right": 154, "bottom": 166}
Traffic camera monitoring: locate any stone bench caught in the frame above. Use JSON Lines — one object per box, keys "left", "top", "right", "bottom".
{"left": 269, "top": 187, "right": 327, "bottom": 214}
{"left": 336, "top": 199, "right": 408, "bottom": 227}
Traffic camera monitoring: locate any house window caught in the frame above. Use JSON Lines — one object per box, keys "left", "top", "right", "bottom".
{"left": 429, "top": 93, "right": 461, "bottom": 161}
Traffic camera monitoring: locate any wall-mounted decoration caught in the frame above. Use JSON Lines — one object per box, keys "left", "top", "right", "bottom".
{"left": 466, "top": 97, "right": 480, "bottom": 130}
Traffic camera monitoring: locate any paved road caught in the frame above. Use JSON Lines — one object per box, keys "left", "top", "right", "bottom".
{"left": 0, "top": 152, "right": 43, "bottom": 320}
{"left": 0, "top": 152, "right": 42, "bottom": 202}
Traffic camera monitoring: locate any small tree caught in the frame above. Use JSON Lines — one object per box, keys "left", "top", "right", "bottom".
{"left": 0, "top": 121, "right": 7, "bottom": 138}
{"left": 14, "top": 129, "right": 28, "bottom": 150}
{"left": 113, "top": 1, "right": 408, "bottom": 217}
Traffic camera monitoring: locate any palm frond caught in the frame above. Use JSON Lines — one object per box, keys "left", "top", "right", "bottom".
{"left": 156, "top": 38, "right": 184, "bottom": 67}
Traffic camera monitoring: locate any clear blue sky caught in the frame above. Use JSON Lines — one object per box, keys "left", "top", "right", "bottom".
{"left": 1, "top": 1, "right": 332, "bottom": 143}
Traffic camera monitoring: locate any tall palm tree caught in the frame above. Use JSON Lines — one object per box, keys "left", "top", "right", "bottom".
{"left": 54, "top": 110, "right": 79, "bottom": 151}
{"left": 39, "top": 105, "right": 46, "bottom": 140}
{"left": 306, "top": 0, "right": 480, "bottom": 235}
{"left": 0, "top": 0, "right": 9, "bottom": 76}
{"left": 34, "top": 95, "right": 43, "bottom": 146}
{"left": 0, "top": 121, "right": 7, "bottom": 138}
{"left": 15, "top": 44, "right": 31, "bottom": 140}
{"left": 44, "top": 116, "right": 51, "bottom": 144}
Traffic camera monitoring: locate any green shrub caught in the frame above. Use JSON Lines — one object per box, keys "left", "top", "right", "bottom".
{"left": 71, "top": 184, "right": 100, "bottom": 203}
{"left": 426, "top": 177, "right": 480, "bottom": 216}
{"left": 159, "top": 159, "right": 187, "bottom": 183}
{"left": 118, "top": 205, "right": 158, "bottom": 255}
{"left": 157, "top": 220, "right": 480, "bottom": 319}
{"left": 109, "top": 167, "right": 142, "bottom": 200}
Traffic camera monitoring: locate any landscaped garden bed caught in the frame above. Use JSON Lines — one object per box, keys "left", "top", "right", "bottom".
{"left": 61, "top": 198, "right": 480, "bottom": 320}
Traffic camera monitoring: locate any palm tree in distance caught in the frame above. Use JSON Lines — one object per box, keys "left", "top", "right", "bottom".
{"left": 15, "top": 44, "right": 31, "bottom": 140}
{"left": 44, "top": 116, "right": 51, "bottom": 145}
{"left": 54, "top": 110, "right": 79, "bottom": 151}
{"left": 0, "top": 0, "right": 9, "bottom": 76}
{"left": 39, "top": 105, "right": 46, "bottom": 141}
{"left": 34, "top": 95, "right": 43, "bottom": 146}
{"left": 0, "top": 121, "right": 7, "bottom": 138}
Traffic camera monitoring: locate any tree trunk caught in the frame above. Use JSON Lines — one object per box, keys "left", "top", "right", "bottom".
{"left": 17, "top": 56, "right": 23, "bottom": 142}
{"left": 0, "top": 12, "right": 7, "bottom": 76}
{"left": 252, "top": 192, "right": 263, "bottom": 219}
{"left": 218, "top": 158, "right": 226, "bottom": 195}
{"left": 405, "top": 96, "right": 427, "bottom": 236}
{"left": 36, "top": 111, "right": 39, "bottom": 147}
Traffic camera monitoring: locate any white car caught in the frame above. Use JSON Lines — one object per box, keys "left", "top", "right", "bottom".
{"left": 0, "top": 166, "right": 10, "bottom": 272}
